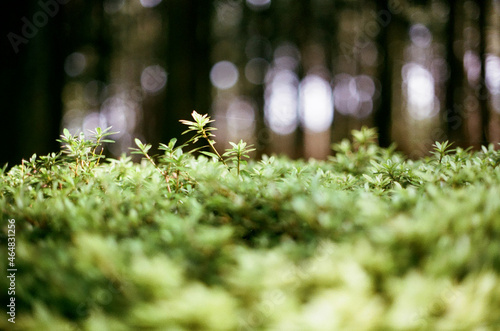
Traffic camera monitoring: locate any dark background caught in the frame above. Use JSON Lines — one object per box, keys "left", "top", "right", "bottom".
{"left": 2, "top": 0, "right": 500, "bottom": 167}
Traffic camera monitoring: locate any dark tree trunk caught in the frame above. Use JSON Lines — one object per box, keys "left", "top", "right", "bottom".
{"left": 1, "top": 1, "right": 30, "bottom": 167}
{"left": 164, "top": 0, "right": 213, "bottom": 145}
{"left": 93, "top": 0, "right": 112, "bottom": 85}
{"left": 1, "top": 0, "right": 65, "bottom": 167}
{"left": 241, "top": 4, "right": 273, "bottom": 157}
{"left": 445, "top": 0, "right": 464, "bottom": 145}
{"left": 375, "top": 0, "right": 393, "bottom": 147}
{"left": 478, "top": 0, "right": 490, "bottom": 145}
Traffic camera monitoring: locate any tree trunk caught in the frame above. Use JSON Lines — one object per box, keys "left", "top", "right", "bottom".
{"left": 164, "top": 0, "right": 213, "bottom": 145}
{"left": 1, "top": 0, "right": 65, "bottom": 167}
{"left": 478, "top": 0, "right": 490, "bottom": 145}
{"left": 375, "top": 0, "right": 393, "bottom": 147}
{"left": 445, "top": 0, "right": 465, "bottom": 145}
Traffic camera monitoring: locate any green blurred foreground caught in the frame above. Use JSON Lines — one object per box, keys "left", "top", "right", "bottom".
{"left": 1, "top": 127, "right": 500, "bottom": 330}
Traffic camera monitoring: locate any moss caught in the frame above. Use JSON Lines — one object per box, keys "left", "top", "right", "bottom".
{"left": 1, "top": 126, "right": 500, "bottom": 330}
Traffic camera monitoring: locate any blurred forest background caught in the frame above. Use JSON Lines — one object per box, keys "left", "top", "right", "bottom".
{"left": 2, "top": 0, "right": 500, "bottom": 166}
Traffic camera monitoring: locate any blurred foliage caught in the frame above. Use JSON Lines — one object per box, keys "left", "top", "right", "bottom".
{"left": 2, "top": 123, "right": 500, "bottom": 330}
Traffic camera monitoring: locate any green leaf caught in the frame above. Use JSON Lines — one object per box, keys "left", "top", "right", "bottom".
{"left": 134, "top": 138, "right": 145, "bottom": 149}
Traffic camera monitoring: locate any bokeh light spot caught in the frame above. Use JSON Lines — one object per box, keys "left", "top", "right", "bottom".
{"left": 246, "top": 0, "right": 271, "bottom": 11}
{"left": 265, "top": 68, "right": 299, "bottom": 135}
{"left": 333, "top": 73, "right": 374, "bottom": 118}
{"left": 215, "top": 0, "right": 242, "bottom": 26}
{"left": 409, "top": 24, "right": 432, "bottom": 48}
{"left": 354, "top": 75, "right": 376, "bottom": 101}
{"left": 210, "top": 61, "right": 239, "bottom": 89}
{"left": 403, "top": 63, "right": 437, "bottom": 119}
{"left": 140, "top": 65, "right": 167, "bottom": 94}
{"left": 245, "top": 58, "right": 269, "bottom": 85}
{"left": 101, "top": 94, "right": 138, "bottom": 138}
{"left": 64, "top": 52, "right": 86, "bottom": 77}
{"left": 83, "top": 112, "right": 107, "bottom": 138}
{"left": 62, "top": 109, "right": 85, "bottom": 134}
{"left": 486, "top": 55, "right": 500, "bottom": 94}
{"left": 140, "top": 0, "right": 162, "bottom": 8}
{"left": 226, "top": 98, "right": 256, "bottom": 135}
{"left": 463, "top": 51, "right": 481, "bottom": 84}
{"left": 299, "top": 74, "right": 333, "bottom": 132}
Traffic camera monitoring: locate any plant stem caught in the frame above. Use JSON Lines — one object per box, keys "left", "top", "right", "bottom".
{"left": 202, "top": 130, "right": 227, "bottom": 167}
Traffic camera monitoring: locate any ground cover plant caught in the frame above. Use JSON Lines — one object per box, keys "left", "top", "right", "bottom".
{"left": 1, "top": 112, "right": 500, "bottom": 330}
